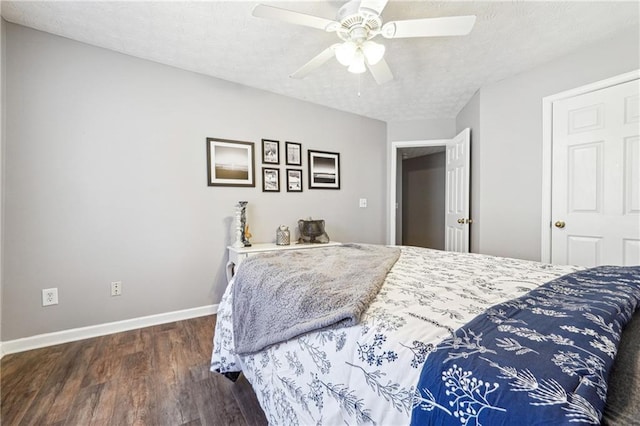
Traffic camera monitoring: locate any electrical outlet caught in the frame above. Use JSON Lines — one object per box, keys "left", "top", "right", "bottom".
{"left": 42, "top": 288, "right": 58, "bottom": 306}
{"left": 359, "top": 198, "right": 368, "bottom": 208}
{"left": 111, "top": 281, "right": 122, "bottom": 296}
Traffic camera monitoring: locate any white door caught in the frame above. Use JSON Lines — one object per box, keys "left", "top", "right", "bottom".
{"left": 551, "top": 79, "right": 640, "bottom": 266}
{"left": 445, "top": 128, "right": 471, "bottom": 252}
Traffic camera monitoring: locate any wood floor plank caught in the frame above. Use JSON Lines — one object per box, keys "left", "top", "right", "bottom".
{"left": 86, "top": 379, "right": 119, "bottom": 426}
{"left": 47, "top": 341, "right": 99, "bottom": 423}
{"left": 63, "top": 382, "right": 105, "bottom": 425}
{"left": 80, "top": 333, "right": 123, "bottom": 388}
{"left": 1, "top": 315, "right": 266, "bottom": 426}
{"left": 111, "top": 376, "right": 153, "bottom": 425}
{"left": 232, "top": 375, "right": 269, "bottom": 426}
{"left": 192, "top": 375, "right": 247, "bottom": 426}
{"left": 17, "top": 341, "right": 91, "bottom": 425}
{"left": 1, "top": 348, "right": 61, "bottom": 425}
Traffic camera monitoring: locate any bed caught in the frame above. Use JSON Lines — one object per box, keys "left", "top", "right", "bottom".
{"left": 210, "top": 244, "right": 640, "bottom": 425}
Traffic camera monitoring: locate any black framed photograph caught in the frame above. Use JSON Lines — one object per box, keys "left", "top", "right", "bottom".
{"left": 262, "top": 139, "right": 280, "bottom": 164}
{"left": 206, "top": 137, "right": 255, "bottom": 187}
{"left": 286, "top": 169, "right": 303, "bottom": 192}
{"left": 308, "top": 150, "right": 340, "bottom": 189}
{"left": 285, "top": 141, "right": 302, "bottom": 166}
{"left": 262, "top": 167, "right": 280, "bottom": 192}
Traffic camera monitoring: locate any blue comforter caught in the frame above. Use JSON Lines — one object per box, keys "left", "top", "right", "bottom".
{"left": 410, "top": 265, "right": 640, "bottom": 425}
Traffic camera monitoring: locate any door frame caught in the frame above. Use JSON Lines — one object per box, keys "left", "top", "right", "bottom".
{"left": 388, "top": 139, "right": 449, "bottom": 245}
{"left": 540, "top": 69, "right": 639, "bottom": 263}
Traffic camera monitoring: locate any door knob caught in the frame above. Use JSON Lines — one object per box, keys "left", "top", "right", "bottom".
{"left": 554, "top": 221, "right": 566, "bottom": 229}
{"left": 457, "top": 218, "right": 465, "bottom": 224}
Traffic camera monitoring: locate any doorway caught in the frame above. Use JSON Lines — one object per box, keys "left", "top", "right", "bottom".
{"left": 388, "top": 128, "right": 471, "bottom": 251}
{"left": 401, "top": 148, "right": 446, "bottom": 249}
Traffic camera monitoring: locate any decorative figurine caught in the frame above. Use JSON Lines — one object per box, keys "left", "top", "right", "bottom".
{"left": 244, "top": 224, "right": 253, "bottom": 247}
{"left": 238, "top": 201, "right": 251, "bottom": 247}
{"left": 232, "top": 202, "right": 244, "bottom": 248}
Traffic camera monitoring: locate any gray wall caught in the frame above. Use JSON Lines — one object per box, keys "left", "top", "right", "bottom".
{"left": 2, "top": 23, "right": 387, "bottom": 341}
{"left": 402, "top": 152, "right": 445, "bottom": 249}
{"left": 456, "top": 26, "right": 639, "bottom": 261}
{"left": 387, "top": 119, "right": 455, "bottom": 142}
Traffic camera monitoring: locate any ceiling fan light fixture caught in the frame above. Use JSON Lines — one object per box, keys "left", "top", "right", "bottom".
{"left": 347, "top": 49, "right": 366, "bottom": 74}
{"left": 253, "top": 1, "right": 475, "bottom": 84}
{"left": 335, "top": 41, "right": 357, "bottom": 66}
{"left": 362, "top": 40, "right": 385, "bottom": 65}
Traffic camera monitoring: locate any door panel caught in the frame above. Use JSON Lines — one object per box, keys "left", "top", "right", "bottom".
{"left": 552, "top": 79, "right": 640, "bottom": 266}
{"left": 623, "top": 239, "right": 640, "bottom": 266}
{"left": 625, "top": 136, "right": 640, "bottom": 214}
{"left": 568, "top": 103, "right": 604, "bottom": 134}
{"left": 625, "top": 94, "right": 639, "bottom": 123}
{"left": 567, "top": 142, "right": 602, "bottom": 213}
{"left": 567, "top": 235, "right": 602, "bottom": 266}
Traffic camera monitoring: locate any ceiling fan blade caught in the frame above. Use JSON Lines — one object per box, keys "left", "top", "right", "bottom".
{"left": 381, "top": 15, "right": 476, "bottom": 39}
{"left": 359, "top": 0, "right": 389, "bottom": 16}
{"left": 367, "top": 58, "right": 393, "bottom": 85}
{"left": 252, "top": 4, "right": 339, "bottom": 32}
{"left": 290, "top": 46, "right": 336, "bottom": 79}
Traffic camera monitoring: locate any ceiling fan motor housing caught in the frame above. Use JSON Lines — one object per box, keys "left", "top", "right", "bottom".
{"left": 336, "top": 0, "right": 382, "bottom": 42}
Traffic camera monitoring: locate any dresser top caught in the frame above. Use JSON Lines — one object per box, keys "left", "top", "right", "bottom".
{"left": 227, "top": 241, "right": 341, "bottom": 254}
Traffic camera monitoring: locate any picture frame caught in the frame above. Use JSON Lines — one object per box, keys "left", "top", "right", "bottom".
{"left": 286, "top": 169, "right": 303, "bottom": 192}
{"left": 206, "top": 137, "right": 255, "bottom": 187}
{"left": 262, "top": 139, "right": 280, "bottom": 164}
{"left": 262, "top": 167, "right": 280, "bottom": 192}
{"left": 308, "top": 150, "right": 340, "bottom": 190}
{"left": 285, "top": 141, "right": 302, "bottom": 166}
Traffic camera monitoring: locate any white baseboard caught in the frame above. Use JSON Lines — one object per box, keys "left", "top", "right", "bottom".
{"left": 0, "top": 304, "right": 219, "bottom": 357}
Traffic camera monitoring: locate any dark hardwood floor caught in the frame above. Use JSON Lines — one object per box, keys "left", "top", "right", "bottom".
{"left": 0, "top": 315, "right": 268, "bottom": 425}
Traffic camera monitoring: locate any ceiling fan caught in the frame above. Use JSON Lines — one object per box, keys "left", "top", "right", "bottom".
{"left": 252, "top": 0, "right": 476, "bottom": 84}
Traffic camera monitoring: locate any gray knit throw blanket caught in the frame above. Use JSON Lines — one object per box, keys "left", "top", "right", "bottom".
{"left": 232, "top": 243, "right": 401, "bottom": 355}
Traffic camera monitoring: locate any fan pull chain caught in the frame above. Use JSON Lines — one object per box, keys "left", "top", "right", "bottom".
{"left": 357, "top": 74, "right": 361, "bottom": 97}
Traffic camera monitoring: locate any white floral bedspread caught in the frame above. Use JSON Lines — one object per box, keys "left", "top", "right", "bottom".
{"left": 211, "top": 246, "right": 580, "bottom": 425}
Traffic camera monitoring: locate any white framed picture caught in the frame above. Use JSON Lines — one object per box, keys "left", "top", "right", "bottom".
{"left": 308, "top": 150, "right": 340, "bottom": 190}
{"left": 206, "top": 137, "right": 255, "bottom": 187}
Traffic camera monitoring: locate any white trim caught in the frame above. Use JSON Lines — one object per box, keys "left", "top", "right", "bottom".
{"left": 541, "top": 70, "right": 640, "bottom": 263}
{"left": 0, "top": 304, "right": 218, "bottom": 357}
{"left": 388, "top": 139, "right": 450, "bottom": 245}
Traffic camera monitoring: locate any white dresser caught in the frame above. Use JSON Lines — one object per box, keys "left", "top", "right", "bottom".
{"left": 226, "top": 242, "right": 341, "bottom": 282}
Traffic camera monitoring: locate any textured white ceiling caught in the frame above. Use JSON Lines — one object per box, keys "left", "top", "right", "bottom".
{"left": 2, "top": 1, "right": 639, "bottom": 122}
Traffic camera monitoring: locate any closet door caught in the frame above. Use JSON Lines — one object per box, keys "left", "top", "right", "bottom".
{"left": 551, "top": 79, "right": 639, "bottom": 266}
